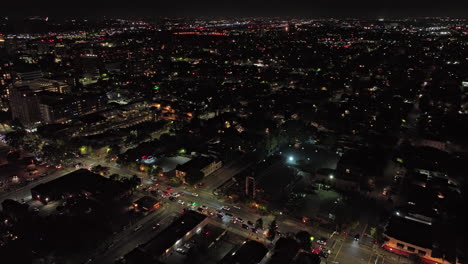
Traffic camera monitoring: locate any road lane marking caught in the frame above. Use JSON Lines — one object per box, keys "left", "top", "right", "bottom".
{"left": 333, "top": 239, "right": 345, "bottom": 262}
{"left": 367, "top": 252, "right": 374, "bottom": 264}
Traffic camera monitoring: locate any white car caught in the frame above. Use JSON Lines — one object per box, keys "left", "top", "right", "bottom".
{"left": 221, "top": 206, "right": 230, "bottom": 211}
{"left": 233, "top": 205, "right": 241, "bottom": 209}
{"left": 191, "top": 193, "right": 199, "bottom": 197}
{"left": 177, "top": 200, "right": 185, "bottom": 205}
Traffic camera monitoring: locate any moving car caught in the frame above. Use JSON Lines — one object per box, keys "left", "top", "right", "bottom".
{"left": 317, "top": 237, "right": 327, "bottom": 246}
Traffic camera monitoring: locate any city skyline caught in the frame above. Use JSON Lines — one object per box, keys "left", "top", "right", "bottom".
{"left": 0, "top": 11, "right": 466, "bottom": 264}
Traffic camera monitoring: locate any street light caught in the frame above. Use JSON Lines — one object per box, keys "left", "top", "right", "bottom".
{"left": 329, "top": 174, "right": 334, "bottom": 179}
{"left": 288, "top": 156, "right": 294, "bottom": 162}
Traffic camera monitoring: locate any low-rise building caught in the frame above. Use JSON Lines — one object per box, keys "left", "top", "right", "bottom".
{"left": 133, "top": 196, "right": 161, "bottom": 212}
{"left": 383, "top": 216, "right": 459, "bottom": 264}
{"left": 219, "top": 240, "right": 268, "bottom": 264}
{"left": 125, "top": 211, "right": 208, "bottom": 262}
{"left": 175, "top": 156, "right": 222, "bottom": 180}
{"left": 31, "top": 169, "right": 130, "bottom": 204}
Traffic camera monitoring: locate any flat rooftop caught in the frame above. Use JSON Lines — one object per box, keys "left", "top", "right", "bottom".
{"left": 385, "top": 216, "right": 433, "bottom": 249}
{"left": 219, "top": 240, "right": 268, "bottom": 264}
{"left": 140, "top": 211, "right": 207, "bottom": 258}
{"left": 31, "top": 169, "right": 128, "bottom": 200}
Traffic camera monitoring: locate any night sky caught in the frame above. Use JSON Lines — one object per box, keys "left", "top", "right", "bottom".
{"left": 2, "top": 0, "right": 468, "bottom": 18}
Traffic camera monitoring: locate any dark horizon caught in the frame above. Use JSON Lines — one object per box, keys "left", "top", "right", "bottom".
{"left": 2, "top": 2, "right": 468, "bottom": 19}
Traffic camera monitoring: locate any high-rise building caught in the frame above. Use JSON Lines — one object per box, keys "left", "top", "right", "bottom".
{"left": 0, "top": 34, "right": 5, "bottom": 49}
{"left": 0, "top": 60, "right": 13, "bottom": 102}
{"left": 245, "top": 176, "right": 256, "bottom": 198}
{"left": 38, "top": 93, "right": 108, "bottom": 124}
{"left": 9, "top": 86, "right": 41, "bottom": 126}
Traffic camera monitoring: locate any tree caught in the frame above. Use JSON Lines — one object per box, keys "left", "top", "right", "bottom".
{"left": 170, "top": 177, "right": 181, "bottom": 185}
{"left": 131, "top": 175, "right": 142, "bottom": 187}
{"left": 109, "top": 174, "right": 121, "bottom": 181}
{"left": 255, "top": 218, "right": 264, "bottom": 229}
{"left": 295, "top": 231, "right": 312, "bottom": 251}
{"left": 41, "top": 144, "right": 75, "bottom": 165}
{"left": 185, "top": 171, "right": 204, "bottom": 185}
{"left": 5, "top": 131, "right": 26, "bottom": 150}
{"left": 6, "top": 151, "right": 20, "bottom": 162}
{"left": 267, "top": 220, "right": 278, "bottom": 241}
{"left": 106, "top": 144, "right": 120, "bottom": 159}
{"left": 371, "top": 226, "right": 385, "bottom": 244}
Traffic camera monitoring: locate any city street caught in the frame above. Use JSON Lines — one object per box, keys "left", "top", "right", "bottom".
{"left": 331, "top": 236, "right": 413, "bottom": 264}
{"left": 0, "top": 154, "right": 409, "bottom": 264}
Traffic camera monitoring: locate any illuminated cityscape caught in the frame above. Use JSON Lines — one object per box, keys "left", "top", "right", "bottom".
{"left": 0, "top": 6, "right": 467, "bottom": 264}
